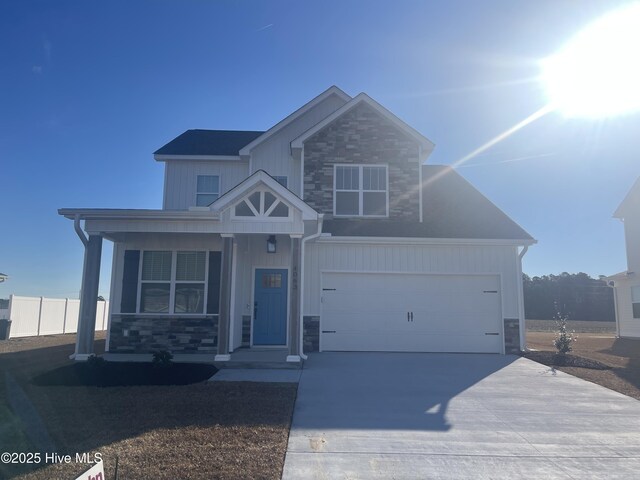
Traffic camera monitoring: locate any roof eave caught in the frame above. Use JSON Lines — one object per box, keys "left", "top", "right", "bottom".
{"left": 290, "top": 92, "right": 436, "bottom": 153}
{"left": 239, "top": 86, "right": 351, "bottom": 156}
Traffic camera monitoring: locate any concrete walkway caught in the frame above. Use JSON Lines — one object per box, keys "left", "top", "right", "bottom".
{"left": 282, "top": 353, "right": 640, "bottom": 479}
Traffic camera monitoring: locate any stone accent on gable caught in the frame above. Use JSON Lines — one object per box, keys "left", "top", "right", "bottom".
{"left": 108, "top": 314, "right": 218, "bottom": 354}
{"left": 303, "top": 102, "right": 421, "bottom": 221}
{"left": 303, "top": 315, "right": 320, "bottom": 353}
{"left": 503, "top": 318, "right": 520, "bottom": 354}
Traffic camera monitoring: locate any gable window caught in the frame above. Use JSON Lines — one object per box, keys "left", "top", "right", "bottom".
{"left": 196, "top": 175, "right": 220, "bottom": 206}
{"left": 233, "top": 189, "right": 290, "bottom": 219}
{"left": 139, "top": 250, "right": 207, "bottom": 314}
{"left": 334, "top": 165, "right": 388, "bottom": 217}
{"left": 632, "top": 286, "right": 640, "bottom": 319}
{"left": 273, "top": 176, "right": 288, "bottom": 188}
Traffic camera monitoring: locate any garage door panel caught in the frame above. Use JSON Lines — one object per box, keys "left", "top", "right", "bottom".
{"left": 321, "top": 273, "right": 502, "bottom": 353}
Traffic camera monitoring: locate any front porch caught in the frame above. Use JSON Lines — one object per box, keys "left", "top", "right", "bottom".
{"left": 59, "top": 172, "right": 316, "bottom": 366}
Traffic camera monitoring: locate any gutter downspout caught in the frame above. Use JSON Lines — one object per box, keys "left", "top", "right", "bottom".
{"left": 74, "top": 214, "right": 88, "bottom": 247}
{"left": 299, "top": 213, "right": 324, "bottom": 360}
{"left": 517, "top": 245, "right": 529, "bottom": 352}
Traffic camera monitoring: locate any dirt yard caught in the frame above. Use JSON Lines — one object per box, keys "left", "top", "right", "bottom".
{"left": 527, "top": 331, "right": 640, "bottom": 400}
{"left": 0, "top": 334, "right": 297, "bottom": 480}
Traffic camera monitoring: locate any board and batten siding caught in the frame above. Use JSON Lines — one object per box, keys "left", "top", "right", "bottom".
{"left": 303, "top": 242, "right": 521, "bottom": 318}
{"left": 230, "top": 235, "right": 293, "bottom": 350}
{"left": 163, "top": 160, "right": 249, "bottom": 210}
{"left": 612, "top": 280, "right": 640, "bottom": 337}
{"left": 250, "top": 93, "right": 348, "bottom": 196}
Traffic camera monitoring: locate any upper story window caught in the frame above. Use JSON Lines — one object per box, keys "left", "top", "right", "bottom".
{"left": 140, "top": 250, "right": 207, "bottom": 314}
{"left": 196, "top": 175, "right": 220, "bottom": 206}
{"left": 273, "top": 176, "right": 288, "bottom": 188}
{"left": 334, "top": 165, "right": 388, "bottom": 217}
{"left": 632, "top": 286, "right": 640, "bottom": 319}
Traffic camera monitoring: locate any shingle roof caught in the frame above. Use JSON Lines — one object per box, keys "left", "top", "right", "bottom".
{"left": 154, "top": 130, "right": 264, "bottom": 156}
{"left": 323, "top": 165, "right": 534, "bottom": 241}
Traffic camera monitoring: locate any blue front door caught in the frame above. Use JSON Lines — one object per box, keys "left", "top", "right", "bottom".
{"left": 253, "top": 269, "right": 288, "bottom": 345}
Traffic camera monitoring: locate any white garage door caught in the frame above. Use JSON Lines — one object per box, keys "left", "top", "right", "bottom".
{"left": 321, "top": 273, "right": 503, "bottom": 353}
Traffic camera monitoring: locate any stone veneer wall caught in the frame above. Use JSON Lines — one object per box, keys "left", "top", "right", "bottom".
{"left": 242, "top": 315, "right": 251, "bottom": 346}
{"left": 303, "top": 102, "right": 421, "bottom": 221}
{"left": 303, "top": 316, "right": 320, "bottom": 353}
{"left": 503, "top": 318, "right": 520, "bottom": 354}
{"left": 109, "top": 315, "right": 218, "bottom": 354}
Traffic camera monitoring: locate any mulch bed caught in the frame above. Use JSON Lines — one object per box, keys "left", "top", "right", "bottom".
{"left": 32, "top": 361, "right": 218, "bottom": 387}
{"left": 523, "top": 351, "right": 612, "bottom": 370}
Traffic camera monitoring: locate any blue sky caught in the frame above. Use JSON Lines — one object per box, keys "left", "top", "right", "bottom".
{"left": 1, "top": 0, "right": 639, "bottom": 300}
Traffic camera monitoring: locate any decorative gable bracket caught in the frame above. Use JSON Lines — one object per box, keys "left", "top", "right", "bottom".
{"left": 231, "top": 188, "right": 292, "bottom": 221}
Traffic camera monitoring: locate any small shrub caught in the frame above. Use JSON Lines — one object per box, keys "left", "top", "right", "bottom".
{"left": 152, "top": 350, "right": 174, "bottom": 367}
{"left": 86, "top": 354, "right": 106, "bottom": 369}
{"left": 553, "top": 311, "right": 577, "bottom": 355}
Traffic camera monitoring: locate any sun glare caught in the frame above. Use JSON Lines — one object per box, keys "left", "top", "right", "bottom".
{"left": 542, "top": 2, "right": 640, "bottom": 118}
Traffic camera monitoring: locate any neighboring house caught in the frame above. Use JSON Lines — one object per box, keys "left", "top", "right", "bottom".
{"left": 606, "top": 177, "right": 640, "bottom": 338}
{"left": 59, "top": 86, "right": 535, "bottom": 363}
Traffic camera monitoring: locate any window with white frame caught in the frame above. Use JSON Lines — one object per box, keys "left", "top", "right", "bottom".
{"left": 196, "top": 175, "right": 220, "bottom": 206}
{"left": 334, "top": 165, "right": 388, "bottom": 217}
{"left": 632, "top": 286, "right": 640, "bottom": 319}
{"left": 139, "top": 251, "right": 207, "bottom": 314}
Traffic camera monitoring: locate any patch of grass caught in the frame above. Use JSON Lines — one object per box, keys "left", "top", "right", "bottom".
{"left": 32, "top": 362, "right": 217, "bottom": 387}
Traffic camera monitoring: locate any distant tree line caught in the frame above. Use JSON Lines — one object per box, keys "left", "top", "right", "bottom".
{"left": 523, "top": 272, "right": 614, "bottom": 321}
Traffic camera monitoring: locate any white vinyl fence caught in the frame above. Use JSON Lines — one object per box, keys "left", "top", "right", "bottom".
{"left": 5, "top": 295, "right": 109, "bottom": 338}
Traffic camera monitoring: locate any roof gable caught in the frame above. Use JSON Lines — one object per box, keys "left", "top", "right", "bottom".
{"left": 210, "top": 170, "right": 318, "bottom": 221}
{"left": 291, "top": 93, "right": 435, "bottom": 160}
{"left": 614, "top": 176, "right": 640, "bottom": 218}
{"left": 154, "top": 130, "right": 263, "bottom": 159}
{"left": 238, "top": 86, "right": 350, "bottom": 157}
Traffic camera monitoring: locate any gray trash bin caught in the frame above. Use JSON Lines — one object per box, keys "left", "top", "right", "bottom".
{"left": 0, "top": 319, "right": 11, "bottom": 340}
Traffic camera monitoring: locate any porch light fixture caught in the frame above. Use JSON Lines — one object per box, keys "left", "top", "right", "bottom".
{"left": 267, "top": 235, "right": 277, "bottom": 253}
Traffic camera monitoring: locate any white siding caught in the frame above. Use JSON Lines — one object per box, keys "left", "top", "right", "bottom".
{"left": 230, "top": 235, "right": 292, "bottom": 350}
{"left": 303, "top": 242, "right": 520, "bottom": 318}
{"left": 250, "top": 93, "right": 348, "bottom": 196}
{"left": 624, "top": 217, "right": 640, "bottom": 273}
{"left": 163, "top": 160, "right": 249, "bottom": 210}
{"left": 613, "top": 280, "right": 640, "bottom": 337}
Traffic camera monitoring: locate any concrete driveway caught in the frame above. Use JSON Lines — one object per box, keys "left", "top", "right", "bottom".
{"left": 282, "top": 353, "right": 640, "bottom": 479}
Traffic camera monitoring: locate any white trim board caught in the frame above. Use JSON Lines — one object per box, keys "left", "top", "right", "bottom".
{"left": 239, "top": 86, "right": 351, "bottom": 157}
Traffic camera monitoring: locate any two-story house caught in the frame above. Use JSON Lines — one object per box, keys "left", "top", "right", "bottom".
{"left": 606, "top": 177, "right": 640, "bottom": 338}
{"left": 59, "top": 86, "right": 535, "bottom": 364}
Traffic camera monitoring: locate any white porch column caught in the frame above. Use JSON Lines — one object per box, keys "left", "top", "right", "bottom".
{"left": 73, "top": 234, "right": 103, "bottom": 360}
{"left": 215, "top": 234, "right": 234, "bottom": 361}
{"left": 287, "top": 235, "right": 302, "bottom": 362}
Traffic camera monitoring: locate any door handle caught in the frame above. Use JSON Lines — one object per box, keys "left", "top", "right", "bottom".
{"left": 407, "top": 312, "right": 410, "bottom": 322}
{"left": 410, "top": 311, "right": 414, "bottom": 322}
{"left": 254, "top": 301, "right": 258, "bottom": 320}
